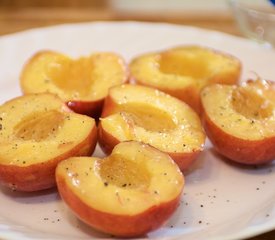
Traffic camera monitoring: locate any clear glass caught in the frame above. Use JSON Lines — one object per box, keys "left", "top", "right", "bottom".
{"left": 229, "top": 0, "right": 275, "bottom": 47}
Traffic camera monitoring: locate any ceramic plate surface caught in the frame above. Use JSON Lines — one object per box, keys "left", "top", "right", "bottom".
{"left": 0, "top": 21, "right": 274, "bottom": 240}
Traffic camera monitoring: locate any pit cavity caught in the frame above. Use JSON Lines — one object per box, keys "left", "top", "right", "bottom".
{"left": 14, "top": 110, "right": 64, "bottom": 141}
{"left": 159, "top": 51, "right": 210, "bottom": 79}
{"left": 47, "top": 57, "right": 93, "bottom": 96}
{"left": 120, "top": 103, "right": 177, "bottom": 132}
{"left": 232, "top": 87, "right": 273, "bottom": 119}
{"left": 99, "top": 153, "right": 151, "bottom": 189}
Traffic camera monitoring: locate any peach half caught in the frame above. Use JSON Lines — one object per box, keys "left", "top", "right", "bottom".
{"left": 20, "top": 51, "right": 129, "bottom": 117}
{"left": 201, "top": 79, "right": 275, "bottom": 164}
{"left": 56, "top": 141, "right": 184, "bottom": 237}
{"left": 0, "top": 93, "right": 97, "bottom": 191}
{"left": 98, "top": 84, "right": 205, "bottom": 171}
{"left": 130, "top": 45, "right": 241, "bottom": 113}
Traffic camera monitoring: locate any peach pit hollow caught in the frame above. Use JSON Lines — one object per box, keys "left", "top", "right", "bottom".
{"left": 119, "top": 102, "right": 177, "bottom": 132}
{"left": 99, "top": 153, "right": 151, "bottom": 190}
{"left": 232, "top": 86, "right": 273, "bottom": 120}
{"left": 14, "top": 110, "right": 65, "bottom": 141}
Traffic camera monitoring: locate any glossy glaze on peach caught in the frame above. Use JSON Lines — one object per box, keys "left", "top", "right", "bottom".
{"left": 20, "top": 50, "right": 129, "bottom": 117}
{"left": 0, "top": 93, "right": 97, "bottom": 191}
{"left": 130, "top": 46, "right": 241, "bottom": 113}
{"left": 56, "top": 141, "right": 184, "bottom": 237}
{"left": 201, "top": 79, "right": 275, "bottom": 164}
{"left": 99, "top": 84, "right": 205, "bottom": 171}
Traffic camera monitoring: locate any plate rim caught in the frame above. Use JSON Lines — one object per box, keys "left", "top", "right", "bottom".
{"left": 0, "top": 20, "right": 274, "bottom": 240}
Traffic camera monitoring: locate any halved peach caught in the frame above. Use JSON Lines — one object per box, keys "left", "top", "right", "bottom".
{"left": 20, "top": 50, "right": 129, "bottom": 117}
{"left": 130, "top": 46, "right": 241, "bottom": 113}
{"left": 201, "top": 79, "right": 275, "bottom": 164}
{"left": 56, "top": 141, "right": 184, "bottom": 237}
{"left": 0, "top": 93, "right": 97, "bottom": 191}
{"left": 98, "top": 84, "right": 205, "bottom": 171}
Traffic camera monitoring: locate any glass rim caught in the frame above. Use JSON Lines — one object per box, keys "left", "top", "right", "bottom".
{"left": 229, "top": 0, "right": 275, "bottom": 20}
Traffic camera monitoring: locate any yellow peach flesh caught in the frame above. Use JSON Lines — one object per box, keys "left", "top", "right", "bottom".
{"left": 57, "top": 142, "right": 184, "bottom": 215}
{"left": 114, "top": 102, "right": 177, "bottom": 132}
{"left": 21, "top": 52, "right": 127, "bottom": 101}
{"left": 100, "top": 85, "right": 205, "bottom": 153}
{"left": 46, "top": 57, "right": 94, "bottom": 97}
{"left": 159, "top": 50, "right": 211, "bottom": 80}
{"left": 201, "top": 81, "right": 275, "bottom": 140}
{"left": 14, "top": 110, "right": 65, "bottom": 142}
{"left": 130, "top": 46, "right": 241, "bottom": 90}
{"left": 232, "top": 83, "right": 274, "bottom": 120}
{"left": 99, "top": 153, "right": 151, "bottom": 190}
{"left": 0, "top": 94, "right": 96, "bottom": 167}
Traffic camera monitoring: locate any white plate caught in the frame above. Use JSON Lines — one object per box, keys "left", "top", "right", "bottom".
{"left": 0, "top": 21, "right": 274, "bottom": 240}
